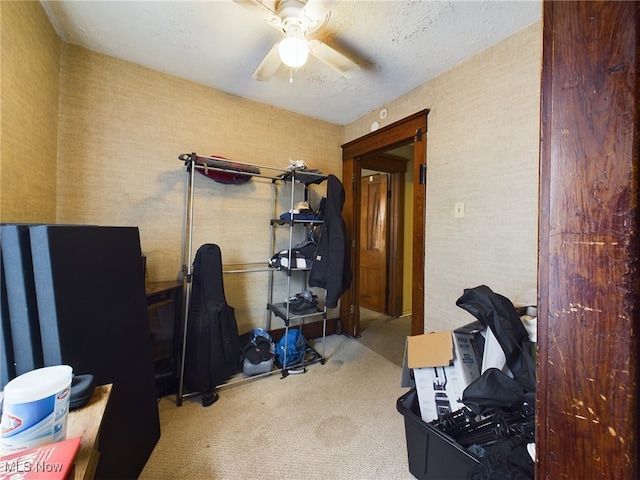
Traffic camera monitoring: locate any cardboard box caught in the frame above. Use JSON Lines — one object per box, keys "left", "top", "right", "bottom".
{"left": 402, "top": 323, "right": 483, "bottom": 423}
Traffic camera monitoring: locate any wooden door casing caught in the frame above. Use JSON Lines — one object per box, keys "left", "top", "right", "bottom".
{"left": 341, "top": 111, "right": 428, "bottom": 337}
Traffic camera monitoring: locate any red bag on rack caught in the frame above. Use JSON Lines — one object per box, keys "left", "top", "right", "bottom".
{"left": 196, "top": 155, "right": 260, "bottom": 184}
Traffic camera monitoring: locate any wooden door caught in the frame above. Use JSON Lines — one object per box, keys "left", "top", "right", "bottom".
{"left": 538, "top": 1, "right": 639, "bottom": 477}
{"left": 359, "top": 174, "right": 388, "bottom": 312}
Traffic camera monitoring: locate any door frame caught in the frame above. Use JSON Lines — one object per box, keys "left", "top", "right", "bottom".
{"left": 339, "top": 110, "right": 428, "bottom": 337}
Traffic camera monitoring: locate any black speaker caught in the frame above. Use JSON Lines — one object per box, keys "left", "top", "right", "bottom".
{"left": 0, "top": 245, "right": 17, "bottom": 391}
{"left": 1, "top": 224, "right": 44, "bottom": 375}
{"left": 29, "top": 225, "right": 160, "bottom": 480}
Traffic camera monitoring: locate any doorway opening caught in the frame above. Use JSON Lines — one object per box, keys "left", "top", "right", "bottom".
{"left": 359, "top": 145, "right": 414, "bottom": 320}
{"left": 340, "top": 110, "right": 428, "bottom": 338}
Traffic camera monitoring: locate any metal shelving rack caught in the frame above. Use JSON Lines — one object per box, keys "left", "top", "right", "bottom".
{"left": 176, "top": 153, "right": 327, "bottom": 406}
{"left": 265, "top": 172, "right": 328, "bottom": 375}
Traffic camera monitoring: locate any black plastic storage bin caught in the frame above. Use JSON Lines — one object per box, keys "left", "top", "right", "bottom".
{"left": 397, "top": 388, "right": 480, "bottom": 479}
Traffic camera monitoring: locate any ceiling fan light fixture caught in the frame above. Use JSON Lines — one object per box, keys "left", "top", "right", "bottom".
{"left": 278, "top": 35, "right": 309, "bottom": 68}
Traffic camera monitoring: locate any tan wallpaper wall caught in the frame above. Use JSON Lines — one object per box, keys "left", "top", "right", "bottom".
{"left": 345, "top": 22, "right": 542, "bottom": 332}
{"left": 56, "top": 44, "right": 343, "bottom": 332}
{"left": 0, "top": 1, "right": 60, "bottom": 222}
{"left": 3, "top": 1, "right": 541, "bottom": 335}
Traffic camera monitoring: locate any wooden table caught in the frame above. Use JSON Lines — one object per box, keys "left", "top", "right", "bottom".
{"left": 67, "top": 384, "right": 112, "bottom": 480}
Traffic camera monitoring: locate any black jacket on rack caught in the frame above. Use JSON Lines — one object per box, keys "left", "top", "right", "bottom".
{"left": 309, "top": 174, "right": 351, "bottom": 309}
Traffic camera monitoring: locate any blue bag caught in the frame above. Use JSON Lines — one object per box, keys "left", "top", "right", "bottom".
{"left": 275, "top": 328, "right": 306, "bottom": 367}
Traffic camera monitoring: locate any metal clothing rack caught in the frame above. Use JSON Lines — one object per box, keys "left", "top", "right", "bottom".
{"left": 176, "top": 152, "right": 327, "bottom": 406}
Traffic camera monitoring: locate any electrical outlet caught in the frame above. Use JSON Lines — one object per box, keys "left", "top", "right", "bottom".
{"left": 454, "top": 202, "right": 465, "bottom": 218}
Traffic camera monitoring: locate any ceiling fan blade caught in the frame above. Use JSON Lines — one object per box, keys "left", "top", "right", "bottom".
{"left": 233, "top": 0, "right": 282, "bottom": 30}
{"left": 302, "top": 0, "right": 340, "bottom": 27}
{"left": 308, "top": 39, "right": 360, "bottom": 78}
{"left": 252, "top": 42, "right": 283, "bottom": 81}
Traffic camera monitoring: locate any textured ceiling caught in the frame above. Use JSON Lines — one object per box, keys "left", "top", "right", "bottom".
{"left": 41, "top": 0, "right": 542, "bottom": 125}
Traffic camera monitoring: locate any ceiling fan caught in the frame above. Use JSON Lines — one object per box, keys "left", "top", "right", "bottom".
{"left": 234, "top": 0, "right": 360, "bottom": 81}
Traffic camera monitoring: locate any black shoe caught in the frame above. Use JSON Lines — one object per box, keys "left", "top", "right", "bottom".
{"left": 202, "top": 390, "right": 218, "bottom": 407}
{"left": 286, "top": 290, "right": 310, "bottom": 309}
{"left": 291, "top": 296, "right": 318, "bottom": 315}
{"left": 255, "top": 336, "right": 273, "bottom": 362}
{"left": 286, "top": 296, "right": 305, "bottom": 310}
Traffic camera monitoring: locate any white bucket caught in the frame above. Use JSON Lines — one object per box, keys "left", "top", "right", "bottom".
{"left": 0, "top": 365, "right": 73, "bottom": 455}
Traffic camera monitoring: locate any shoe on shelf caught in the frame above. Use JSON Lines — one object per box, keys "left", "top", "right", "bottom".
{"left": 285, "top": 290, "right": 318, "bottom": 315}
{"left": 291, "top": 297, "right": 318, "bottom": 315}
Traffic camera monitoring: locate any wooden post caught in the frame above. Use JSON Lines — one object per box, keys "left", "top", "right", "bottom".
{"left": 538, "top": 1, "right": 639, "bottom": 477}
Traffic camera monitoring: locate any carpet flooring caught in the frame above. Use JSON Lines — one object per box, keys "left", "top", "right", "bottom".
{"left": 140, "top": 321, "right": 414, "bottom": 480}
{"left": 357, "top": 311, "right": 411, "bottom": 367}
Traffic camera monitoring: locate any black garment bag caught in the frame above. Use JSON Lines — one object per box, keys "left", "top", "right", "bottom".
{"left": 456, "top": 285, "right": 536, "bottom": 395}
{"left": 184, "top": 244, "right": 241, "bottom": 405}
{"left": 455, "top": 286, "right": 537, "bottom": 480}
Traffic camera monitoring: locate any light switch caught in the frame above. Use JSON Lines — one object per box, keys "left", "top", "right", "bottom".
{"left": 454, "top": 202, "right": 465, "bottom": 218}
